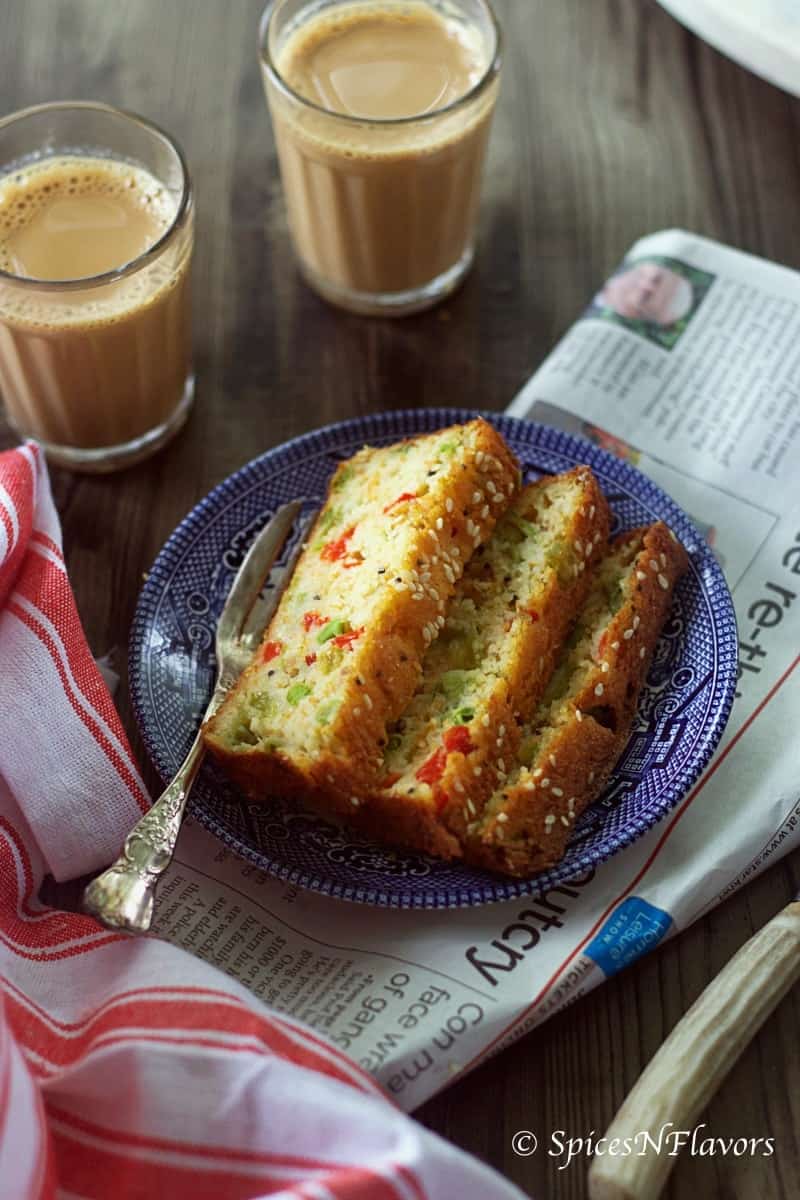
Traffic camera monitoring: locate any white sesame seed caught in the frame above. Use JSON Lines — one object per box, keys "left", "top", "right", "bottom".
{"left": 473, "top": 491, "right": 482, "bottom": 504}
{"left": 602, "top": 662, "right": 610, "bottom": 672}
{"left": 575, "top": 708, "right": 583, "bottom": 722}
{"left": 541, "top": 777, "right": 550, "bottom": 788}
{"left": 436, "top": 517, "right": 444, "bottom": 530}
{"left": 533, "top": 768, "right": 543, "bottom": 778}
{"left": 455, "top": 781, "right": 465, "bottom": 794}
{"left": 473, "top": 537, "right": 482, "bottom": 548}
{"left": 353, "top": 707, "right": 361, "bottom": 717}
{"left": 445, "top": 498, "right": 454, "bottom": 513}
{"left": 611, "top": 640, "right": 620, "bottom": 650}
{"left": 633, "top": 614, "right": 640, "bottom": 629}
{"left": 636, "top": 570, "right": 647, "bottom": 581}
{"left": 430, "top": 588, "right": 439, "bottom": 601}
{"left": 481, "top": 714, "right": 490, "bottom": 727}
{"left": 422, "top": 628, "right": 432, "bottom": 643}
{"left": 594, "top": 532, "right": 602, "bottom": 544}
{"left": 437, "top": 615, "right": 445, "bottom": 628}
{"left": 467, "top": 798, "right": 476, "bottom": 816}
{"left": 561, "top": 815, "right": 570, "bottom": 826}
{"left": 451, "top": 546, "right": 460, "bottom": 557}
{"left": 568, "top": 797, "right": 576, "bottom": 813}
{"left": 640, "top": 646, "right": 646, "bottom": 659}
{"left": 660, "top": 552, "right": 667, "bottom": 567}
{"left": 623, "top": 628, "right": 634, "bottom": 640}
{"left": 549, "top": 754, "right": 557, "bottom": 766}
{"left": 588, "top": 770, "right": 595, "bottom": 783}
{"left": 486, "top": 480, "right": 497, "bottom": 495}
{"left": 545, "top": 814, "right": 556, "bottom": 828}
{"left": 364, "top": 694, "right": 373, "bottom": 710}
{"left": 586, "top": 544, "right": 593, "bottom": 558}
{"left": 473, "top": 767, "right": 482, "bottom": 777}
{"left": 574, "top": 539, "right": 583, "bottom": 553}
{"left": 594, "top": 683, "right": 604, "bottom": 697}
{"left": 431, "top": 555, "right": 438, "bottom": 565}
{"left": 476, "top": 451, "right": 484, "bottom": 464}
{"left": 658, "top": 573, "right": 669, "bottom": 590}
{"left": 552, "top": 786, "right": 564, "bottom": 797}
{"left": 481, "top": 505, "right": 490, "bottom": 518}
{"left": 590, "top": 505, "right": 596, "bottom": 519}
{"left": 496, "top": 826, "right": 505, "bottom": 840}
{"left": 498, "top": 758, "right": 506, "bottom": 772}
{"left": 492, "top": 493, "right": 504, "bottom": 505}
{"left": 650, "top": 559, "right": 659, "bottom": 572}
{"left": 499, "top": 724, "right": 506, "bottom": 737}
{"left": 497, "top": 812, "right": 508, "bottom": 823}
{"left": 462, "top": 807, "right": 469, "bottom": 821}
{"left": 350, "top": 797, "right": 360, "bottom": 807}
{"left": 495, "top": 737, "right": 503, "bottom": 748}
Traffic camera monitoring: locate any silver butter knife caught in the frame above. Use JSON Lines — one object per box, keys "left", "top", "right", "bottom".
{"left": 83, "top": 499, "right": 313, "bottom": 934}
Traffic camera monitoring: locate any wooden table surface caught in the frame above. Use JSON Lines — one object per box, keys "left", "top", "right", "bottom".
{"left": 1, "top": 2, "right": 798, "bottom": 1197}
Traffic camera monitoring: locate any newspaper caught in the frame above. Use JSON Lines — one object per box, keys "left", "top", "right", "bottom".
{"left": 152, "top": 229, "right": 800, "bottom": 1112}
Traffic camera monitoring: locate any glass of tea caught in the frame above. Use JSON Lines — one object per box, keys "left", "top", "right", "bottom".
{"left": 0, "top": 101, "right": 194, "bottom": 472}
{"left": 259, "top": 0, "right": 502, "bottom": 317}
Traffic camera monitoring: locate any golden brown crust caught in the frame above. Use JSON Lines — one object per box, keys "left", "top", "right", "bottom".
{"left": 203, "top": 419, "right": 520, "bottom": 801}
{"left": 464, "top": 523, "right": 689, "bottom": 877}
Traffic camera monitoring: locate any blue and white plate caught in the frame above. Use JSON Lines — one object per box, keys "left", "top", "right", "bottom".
{"left": 129, "top": 410, "right": 738, "bottom": 909}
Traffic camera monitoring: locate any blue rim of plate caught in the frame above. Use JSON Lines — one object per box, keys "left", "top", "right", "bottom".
{"left": 129, "top": 409, "right": 738, "bottom": 909}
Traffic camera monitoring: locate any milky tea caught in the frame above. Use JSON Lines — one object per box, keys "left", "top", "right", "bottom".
{"left": 0, "top": 107, "right": 193, "bottom": 471}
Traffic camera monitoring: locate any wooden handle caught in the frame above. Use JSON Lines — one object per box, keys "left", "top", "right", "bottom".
{"left": 588, "top": 901, "right": 800, "bottom": 1200}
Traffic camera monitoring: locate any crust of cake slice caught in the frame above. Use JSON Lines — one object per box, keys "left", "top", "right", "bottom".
{"left": 203, "top": 419, "right": 520, "bottom": 810}
{"left": 463, "top": 522, "right": 688, "bottom": 877}
{"left": 347, "top": 467, "right": 611, "bottom": 856}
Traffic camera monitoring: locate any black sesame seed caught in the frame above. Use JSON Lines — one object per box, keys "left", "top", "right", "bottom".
{"left": 267, "top": 670, "right": 275, "bottom": 677}
{"left": 377, "top": 567, "right": 386, "bottom": 575}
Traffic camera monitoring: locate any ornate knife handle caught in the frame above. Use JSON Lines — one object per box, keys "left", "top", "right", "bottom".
{"left": 82, "top": 730, "right": 206, "bottom": 934}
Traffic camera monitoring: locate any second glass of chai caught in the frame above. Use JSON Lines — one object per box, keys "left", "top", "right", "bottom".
{"left": 0, "top": 102, "right": 193, "bottom": 472}
{"left": 260, "top": 0, "right": 502, "bottom": 316}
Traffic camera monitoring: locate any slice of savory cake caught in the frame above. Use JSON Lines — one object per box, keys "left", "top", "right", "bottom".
{"left": 463, "top": 522, "right": 689, "bottom": 877}
{"left": 351, "top": 468, "right": 611, "bottom": 858}
{"left": 203, "top": 419, "right": 520, "bottom": 808}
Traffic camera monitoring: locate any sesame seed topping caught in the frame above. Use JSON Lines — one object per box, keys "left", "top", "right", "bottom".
{"left": 473, "top": 491, "right": 482, "bottom": 504}
{"left": 586, "top": 544, "right": 593, "bottom": 558}
{"left": 590, "top": 505, "right": 596, "bottom": 518}
{"left": 561, "top": 815, "right": 570, "bottom": 826}
{"left": 541, "top": 777, "right": 550, "bottom": 788}
{"left": 602, "top": 662, "right": 610, "bottom": 672}
{"left": 611, "top": 640, "right": 620, "bottom": 650}
{"left": 568, "top": 797, "right": 576, "bottom": 812}
{"left": 451, "top": 545, "right": 461, "bottom": 557}
{"left": 486, "top": 480, "right": 497, "bottom": 494}
{"left": 588, "top": 770, "right": 595, "bottom": 783}
{"left": 650, "top": 559, "right": 659, "bottom": 572}
{"left": 507, "top": 483, "right": 514, "bottom": 496}
{"left": 633, "top": 615, "right": 640, "bottom": 629}
{"left": 552, "top": 786, "right": 564, "bottom": 797}
{"left": 533, "top": 768, "right": 543, "bottom": 778}
{"left": 353, "top": 707, "right": 361, "bottom": 717}
{"left": 594, "top": 532, "right": 602, "bottom": 544}
{"left": 658, "top": 573, "right": 669, "bottom": 590}
{"left": 594, "top": 683, "right": 604, "bottom": 696}
{"left": 445, "top": 498, "right": 454, "bottom": 513}
{"left": 467, "top": 798, "right": 476, "bottom": 816}
{"left": 481, "top": 505, "right": 490, "bottom": 518}
{"left": 492, "top": 493, "right": 504, "bottom": 505}
{"left": 422, "top": 628, "right": 432, "bottom": 643}
{"left": 545, "top": 814, "right": 556, "bottom": 828}
{"left": 623, "top": 628, "right": 634, "bottom": 640}
{"left": 436, "top": 517, "right": 444, "bottom": 530}
{"left": 475, "top": 450, "right": 484, "bottom": 464}
{"left": 497, "top": 812, "right": 508, "bottom": 823}
{"left": 499, "top": 724, "right": 506, "bottom": 736}
{"left": 549, "top": 754, "right": 557, "bottom": 766}
{"left": 364, "top": 694, "right": 373, "bottom": 710}
{"left": 575, "top": 708, "right": 583, "bottom": 722}
{"left": 636, "top": 570, "right": 646, "bottom": 581}
{"left": 481, "top": 714, "right": 490, "bottom": 727}
{"left": 473, "top": 767, "right": 482, "bottom": 777}
{"left": 498, "top": 758, "right": 506, "bottom": 772}
{"left": 496, "top": 826, "right": 504, "bottom": 840}
{"left": 640, "top": 646, "right": 646, "bottom": 658}
{"left": 455, "top": 781, "right": 465, "bottom": 794}
{"left": 437, "top": 615, "right": 445, "bottom": 627}
{"left": 350, "top": 797, "right": 360, "bottom": 807}
{"left": 660, "top": 552, "right": 667, "bottom": 567}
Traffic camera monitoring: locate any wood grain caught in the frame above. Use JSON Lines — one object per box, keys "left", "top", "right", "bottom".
{"left": 1, "top": 2, "right": 799, "bottom": 1197}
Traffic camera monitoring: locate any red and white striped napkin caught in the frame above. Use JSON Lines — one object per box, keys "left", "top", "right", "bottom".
{"left": 0, "top": 442, "right": 525, "bottom": 1200}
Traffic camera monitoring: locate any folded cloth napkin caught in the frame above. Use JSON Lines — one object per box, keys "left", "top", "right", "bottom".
{"left": 0, "top": 443, "right": 526, "bottom": 1200}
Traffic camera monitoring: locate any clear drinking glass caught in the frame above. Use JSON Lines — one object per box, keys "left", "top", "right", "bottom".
{"left": 0, "top": 102, "right": 194, "bottom": 472}
{"left": 259, "top": 0, "right": 502, "bottom": 317}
